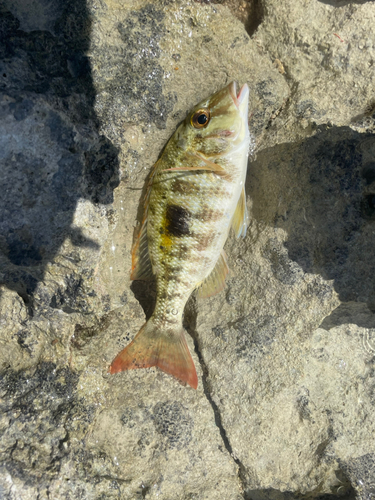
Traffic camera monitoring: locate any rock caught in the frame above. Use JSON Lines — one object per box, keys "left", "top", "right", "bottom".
{"left": 1, "top": 0, "right": 375, "bottom": 498}
{"left": 254, "top": 0, "right": 375, "bottom": 148}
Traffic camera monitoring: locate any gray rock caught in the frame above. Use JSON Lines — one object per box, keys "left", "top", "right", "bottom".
{"left": 255, "top": 0, "right": 375, "bottom": 148}
{"left": 1, "top": 0, "right": 375, "bottom": 498}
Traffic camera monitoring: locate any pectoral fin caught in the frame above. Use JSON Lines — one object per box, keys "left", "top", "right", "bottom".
{"left": 130, "top": 161, "right": 161, "bottom": 280}
{"left": 231, "top": 187, "right": 248, "bottom": 238}
{"left": 196, "top": 250, "right": 229, "bottom": 298}
{"left": 162, "top": 153, "right": 229, "bottom": 177}
{"left": 162, "top": 164, "right": 227, "bottom": 176}
{"left": 131, "top": 218, "right": 154, "bottom": 280}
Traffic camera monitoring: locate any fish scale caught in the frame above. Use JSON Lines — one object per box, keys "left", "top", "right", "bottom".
{"left": 110, "top": 81, "right": 250, "bottom": 389}
{"left": 149, "top": 171, "right": 229, "bottom": 313}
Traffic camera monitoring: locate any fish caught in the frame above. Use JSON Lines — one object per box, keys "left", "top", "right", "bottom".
{"left": 110, "top": 81, "right": 250, "bottom": 389}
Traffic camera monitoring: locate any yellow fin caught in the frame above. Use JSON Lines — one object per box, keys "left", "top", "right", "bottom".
{"left": 197, "top": 250, "right": 229, "bottom": 299}
{"left": 130, "top": 160, "right": 162, "bottom": 280}
{"left": 231, "top": 187, "right": 248, "bottom": 238}
{"left": 162, "top": 164, "right": 227, "bottom": 176}
{"left": 131, "top": 219, "right": 154, "bottom": 280}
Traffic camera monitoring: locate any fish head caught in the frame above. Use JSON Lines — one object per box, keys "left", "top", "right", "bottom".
{"left": 178, "top": 82, "right": 249, "bottom": 158}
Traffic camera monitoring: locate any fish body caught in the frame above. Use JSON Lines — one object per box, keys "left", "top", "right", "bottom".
{"left": 110, "top": 82, "right": 250, "bottom": 388}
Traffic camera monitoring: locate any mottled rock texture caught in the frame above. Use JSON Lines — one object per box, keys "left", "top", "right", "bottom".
{"left": 0, "top": 0, "right": 374, "bottom": 499}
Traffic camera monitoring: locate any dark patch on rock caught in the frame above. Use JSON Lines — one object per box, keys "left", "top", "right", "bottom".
{"left": 50, "top": 273, "right": 92, "bottom": 314}
{"left": 121, "top": 405, "right": 151, "bottom": 429}
{"left": 8, "top": 97, "right": 35, "bottom": 120}
{"left": 130, "top": 280, "right": 157, "bottom": 321}
{"left": 7, "top": 238, "right": 43, "bottom": 267}
{"left": 361, "top": 193, "right": 375, "bottom": 220}
{"left": 120, "top": 408, "right": 139, "bottom": 429}
{"left": 245, "top": 484, "right": 355, "bottom": 499}
{"left": 212, "top": 325, "right": 228, "bottom": 342}
{"left": 0, "top": 2, "right": 92, "bottom": 99}
{"left": 95, "top": 4, "right": 176, "bottom": 131}
{"left": 152, "top": 401, "right": 193, "bottom": 450}
{"left": 249, "top": 127, "right": 375, "bottom": 314}
{"left": 120, "top": 291, "right": 128, "bottom": 305}
{"left": 263, "top": 238, "right": 304, "bottom": 285}
{"left": 0, "top": 362, "right": 95, "bottom": 487}
{"left": 1, "top": 269, "right": 38, "bottom": 304}
{"left": 250, "top": 77, "right": 281, "bottom": 136}
{"left": 0, "top": 1, "right": 119, "bottom": 306}
{"left": 15, "top": 329, "right": 34, "bottom": 354}
{"left": 83, "top": 137, "right": 120, "bottom": 204}
{"left": 341, "top": 453, "right": 375, "bottom": 499}
{"left": 232, "top": 314, "right": 278, "bottom": 362}
{"left": 213, "top": 0, "right": 264, "bottom": 37}
{"left": 320, "top": 302, "right": 375, "bottom": 330}
{"left": 318, "top": 0, "right": 372, "bottom": 5}
{"left": 52, "top": 155, "right": 83, "bottom": 210}
{"left": 72, "top": 315, "right": 111, "bottom": 349}
{"left": 362, "top": 162, "right": 375, "bottom": 185}
{"left": 101, "top": 294, "right": 111, "bottom": 312}
{"left": 296, "top": 389, "right": 312, "bottom": 422}
{"left": 296, "top": 99, "right": 325, "bottom": 120}
{"left": 46, "top": 110, "right": 76, "bottom": 148}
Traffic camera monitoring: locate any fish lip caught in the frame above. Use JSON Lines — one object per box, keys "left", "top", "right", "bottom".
{"left": 229, "top": 81, "right": 238, "bottom": 107}
{"left": 237, "top": 83, "right": 249, "bottom": 106}
{"left": 228, "top": 81, "right": 249, "bottom": 109}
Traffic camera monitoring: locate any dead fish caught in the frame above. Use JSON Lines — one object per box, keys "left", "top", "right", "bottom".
{"left": 110, "top": 81, "right": 250, "bottom": 389}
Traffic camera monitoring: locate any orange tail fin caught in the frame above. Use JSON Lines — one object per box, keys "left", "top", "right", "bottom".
{"left": 109, "top": 319, "right": 198, "bottom": 389}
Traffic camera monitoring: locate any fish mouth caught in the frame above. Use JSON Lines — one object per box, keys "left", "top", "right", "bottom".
{"left": 229, "top": 81, "right": 249, "bottom": 109}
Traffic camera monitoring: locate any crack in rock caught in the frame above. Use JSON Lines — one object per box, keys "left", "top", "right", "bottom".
{"left": 184, "top": 297, "right": 250, "bottom": 499}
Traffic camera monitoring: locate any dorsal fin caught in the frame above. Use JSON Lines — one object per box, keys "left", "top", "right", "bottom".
{"left": 196, "top": 250, "right": 229, "bottom": 298}
{"left": 231, "top": 186, "right": 248, "bottom": 238}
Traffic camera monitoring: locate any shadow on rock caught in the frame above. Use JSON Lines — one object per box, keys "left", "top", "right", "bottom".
{"left": 317, "top": 0, "right": 373, "bottom": 5}
{"left": 248, "top": 126, "right": 375, "bottom": 328}
{"left": 130, "top": 280, "right": 157, "bottom": 322}
{"left": 0, "top": 0, "right": 119, "bottom": 300}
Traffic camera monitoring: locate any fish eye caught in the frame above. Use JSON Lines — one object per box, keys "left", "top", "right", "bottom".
{"left": 191, "top": 108, "right": 211, "bottom": 129}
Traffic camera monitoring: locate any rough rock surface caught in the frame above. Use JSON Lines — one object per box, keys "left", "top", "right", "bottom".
{"left": 0, "top": 0, "right": 374, "bottom": 499}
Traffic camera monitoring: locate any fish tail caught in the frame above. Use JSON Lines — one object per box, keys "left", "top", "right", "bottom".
{"left": 109, "top": 319, "right": 198, "bottom": 389}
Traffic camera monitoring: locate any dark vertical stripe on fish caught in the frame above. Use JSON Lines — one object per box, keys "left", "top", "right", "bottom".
{"left": 166, "top": 205, "right": 191, "bottom": 237}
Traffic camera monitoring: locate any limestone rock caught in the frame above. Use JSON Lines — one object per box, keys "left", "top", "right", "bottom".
{"left": 255, "top": 0, "right": 375, "bottom": 147}
{"left": 1, "top": 0, "right": 375, "bottom": 499}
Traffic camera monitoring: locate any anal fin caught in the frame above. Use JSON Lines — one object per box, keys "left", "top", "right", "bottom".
{"left": 231, "top": 186, "right": 248, "bottom": 238}
{"left": 196, "top": 250, "right": 229, "bottom": 299}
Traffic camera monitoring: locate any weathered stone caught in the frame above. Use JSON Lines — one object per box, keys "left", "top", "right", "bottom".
{"left": 255, "top": 0, "right": 375, "bottom": 148}
{"left": 1, "top": 0, "right": 375, "bottom": 498}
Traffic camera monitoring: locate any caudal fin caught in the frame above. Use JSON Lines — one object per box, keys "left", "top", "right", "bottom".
{"left": 109, "top": 319, "right": 198, "bottom": 389}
